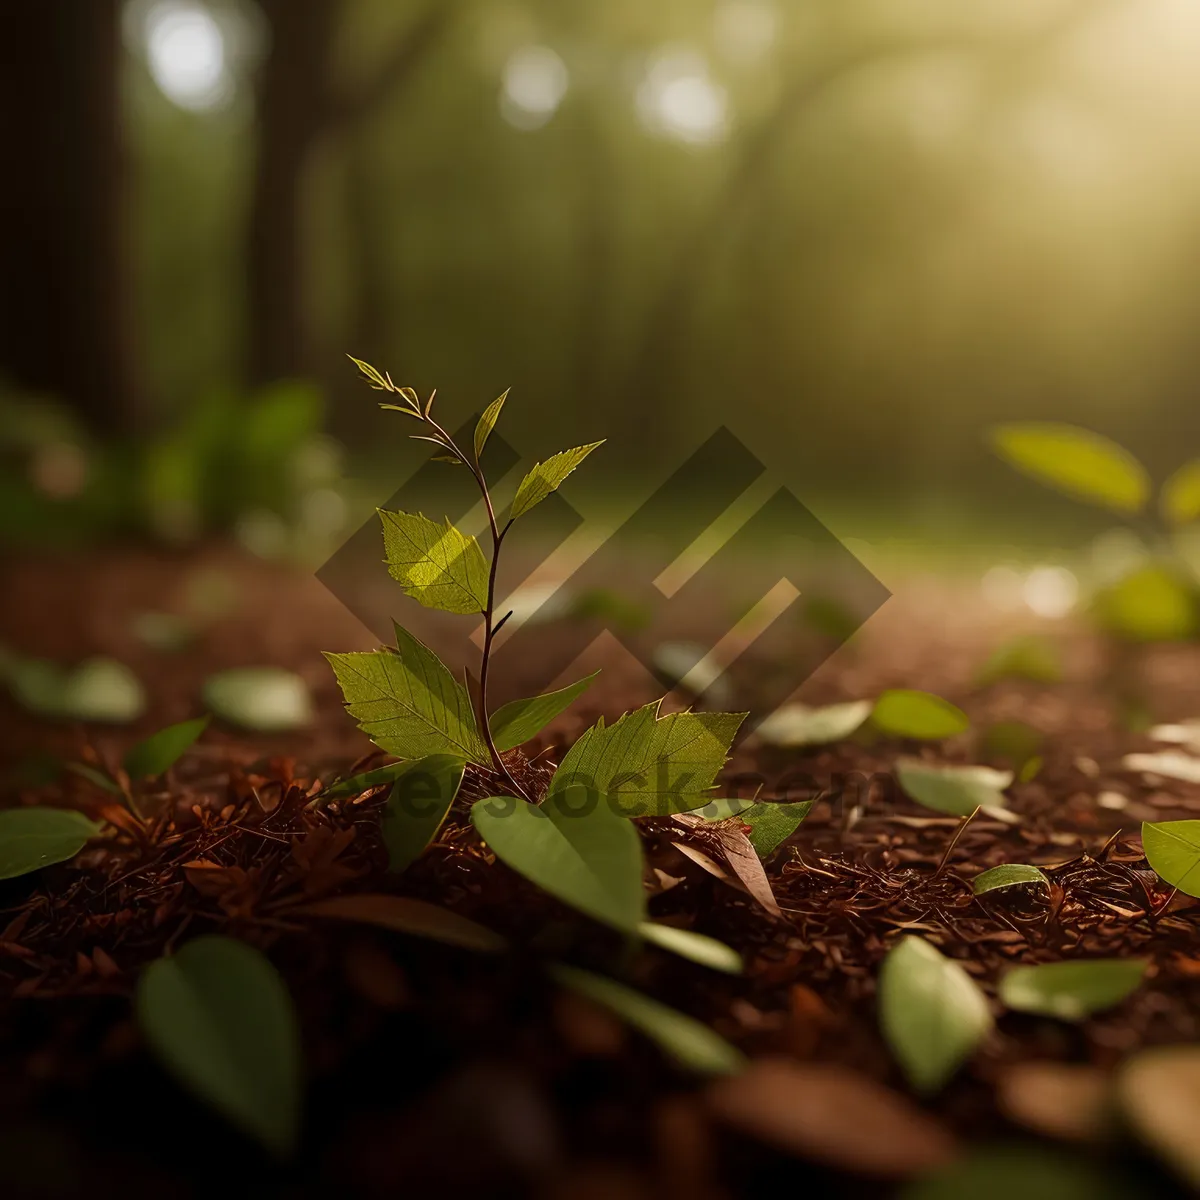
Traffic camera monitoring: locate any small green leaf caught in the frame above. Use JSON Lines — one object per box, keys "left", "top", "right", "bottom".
{"left": 510, "top": 441, "right": 604, "bottom": 520}
{"left": 0, "top": 807, "right": 104, "bottom": 880}
{"left": 297, "top": 893, "right": 506, "bottom": 953}
{"left": 976, "top": 635, "right": 1062, "bottom": 686}
{"left": 474, "top": 389, "right": 508, "bottom": 461}
{"left": 64, "top": 762, "right": 124, "bottom": 795}
{"left": 896, "top": 759, "right": 1017, "bottom": 823}
{"left": 638, "top": 922, "right": 742, "bottom": 974}
{"left": 1118, "top": 1045, "right": 1200, "bottom": 1191}
{"left": 1094, "top": 566, "right": 1197, "bottom": 642}
{"left": 872, "top": 691, "right": 968, "bottom": 740}
{"left": 990, "top": 422, "right": 1149, "bottom": 513}
{"left": 550, "top": 964, "right": 745, "bottom": 1075}
{"left": 980, "top": 720, "right": 1044, "bottom": 772}
{"left": 326, "top": 622, "right": 489, "bottom": 764}
{"left": 547, "top": 702, "right": 744, "bottom": 818}
{"left": 878, "top": 936, "right": 992, "bottom": 1095}
{"left": 347, "top": 354, "right": 393, "bottom": 392}
{"left": 471, "top": 793, "right": 646, "bottom": 932}
{"left": 998, "top": 959, "right": 1147, "bottom": 1021}
{"left": 203, "top": 668, "right": 313, "bottom": 733}
{"left": 321, "top": 762, "right": 412, "bottom": 800}
{"left": 137, "top": 937, "right": 301, "bottom": 1156}
{"left": 123, "top": 716, "right": 211, "bottom": 781}
{"left": 490, "top": 672, "right": 598, "bottom": 752}
{"left": 723, "top": 800, "right": 815, "bottom": 857}
{"left": 972, "top": 864, "right": 1049, "bottom": 895}
{"left": 379, "top": 510, "right": 490, "bottom": 615}
{"left": 756, "top": 700, "right": 872, "bottom": 748}
{"left": 61, "top": 659, "right": 147, "bottom": 724}
{"left": 1161, "top": 459, "right": 1200, "bottom": 525}
{"left": 1141, "top": 819, "right": 1200, "bottom": 897}
{"left": 381, "top": 755, "right": 465, "bottom": 873}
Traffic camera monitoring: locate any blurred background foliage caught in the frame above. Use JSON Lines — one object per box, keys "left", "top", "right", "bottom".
{"left": 6, "top": 0, "right": 1200, "bottom": 554}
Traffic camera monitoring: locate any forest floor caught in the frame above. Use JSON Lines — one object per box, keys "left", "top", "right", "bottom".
{"left": 0, "top": 544, "right": 1198, "bottom": 1198}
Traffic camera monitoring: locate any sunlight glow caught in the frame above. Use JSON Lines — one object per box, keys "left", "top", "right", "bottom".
{"left": 144, "top": 1, "right": 229, "bottom": 112}
{"left": 1023, "top": 565, "right": 1078, "bottom": 619}
{"left": 637, "top": 49, "right": 729, "bottom": 145}
{"left": 713, "top": 1, "right": 778, "bottom": 64}
{"left": 501, "top": 45, "right": 569, "bottom": 130}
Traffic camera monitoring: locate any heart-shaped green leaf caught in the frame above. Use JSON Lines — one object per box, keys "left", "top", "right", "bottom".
{"left": 896, "top": 760, "right": 1017, "bottom": 823}
{"left": 490, "top": 671, "right": 599, "bottom": 752}
{"left": 878, "top": 936, "right": 992, "bottom": 1095}
{"left": 756, "top": 700, "right": 872, "bottom": 748}
{"left": 638, "top": 922, "right": 742, "bottom": 974}
{"left": 990, "top": 422, "right": 1149, "bottom": 513}
{"left": 0, "top": 807, "right": 104, "bottom": 880}
{"left": 380, "top": 755, "right": 464, "bottom": 873}
{"left": 1142, "top": 819, "right": 1200, "bottom": 897}
{"left": 972, "top": 864, "right": 1050, "bottom": 895}
{"left": 123, "top": 716, "right": 211, "bottom": 780}
{"left": 872, "top": 691, "right": 968, "bottom": 740}
{"left": 999, "top": 959, "right": 1147, "bottom": 1021}
{"left": 471, "top": 793, "right": 645, "bottom": 931}
{"left": 136, "top": 937, "right": 302, "bottom": 1156}
{"left": 550, "top": 964, "right": 744, "bottom": 1075}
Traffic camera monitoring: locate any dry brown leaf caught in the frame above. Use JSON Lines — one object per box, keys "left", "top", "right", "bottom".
{"left": 296, "top": 893, "right": 507, "bottom": 953}
{"left": 997, "top": 1062, "right": 1113, "bottom": 1143}
{"left": 671, "top": 815, "right": 781, "bottom": 918}
{"left": 706, "top": 1057, "right": 956, "bottom": 1178}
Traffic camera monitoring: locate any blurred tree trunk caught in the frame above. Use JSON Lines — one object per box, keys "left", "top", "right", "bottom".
{"left": 247, "top": 1, "right": 455, "bottom": 389}
{"left": 0, "top": 0, "right": 140, "bottom": 434}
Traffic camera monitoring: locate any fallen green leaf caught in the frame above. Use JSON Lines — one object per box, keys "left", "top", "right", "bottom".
{"left": 471, "top": 793, "right": 645, "bottom": 932}
{"left": 872, "top": 691, "right": 968, "bottom": 740}
{"left": 381, "top": 755, "right": 464, "bottom": 873}
{"left": 972, "top": 864, "right": 1049, "bottom": 895}
{"left": 638, "top": 922, "right": 742, "bottom": 974}
{"left": 1142, "top": 819, "right": 1200, "bottom": 896}
{"left": 990, "top": 422, "right": 1148, "bottom": 514}
{"left": 550, "top": 964, "right": 745, "bottom": 1075}
{"left": 297, "top": 893, "right": 506, "bottom": 953}
{"left": 490, "top": 672, "right": 599, "bottom": 752}
{"left": 999, "top": 959, "right": 1147, "bottom": 1021}
{"left": 756, "top": 700, "right": 873, "bottom": 748}
{"left": 204, "top": 667, "right": 312, "bottom": 733}
{"left": 879, "top": 936, "right": 992, "bottom": 1095}
{"left": 976, "top": 635, "right": 1062, "bottom": 686}
{"left": 137, "top": 936, "right": 301, "bottom": 1156}
{"left": 123, "top": 716, "right": 211, "bottom": 780}
{"left": 0, "top": 807, "right": 104, "bottom": 880}
{"left": 896, "top": 760, "right": 1017, "bottom": 823}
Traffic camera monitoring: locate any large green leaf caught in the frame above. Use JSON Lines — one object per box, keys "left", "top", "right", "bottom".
{"left": 490, "top": 672, "right": 598, "bottom": 752}
{"left": 878, "top": 936, "right": 992, "bottom": 1095}
{"left": 547, "top": 702, "right": 744, "bottom": 818}
{"left": 136, "top": 937, "right": 302, "bottom": 1156}
{"left": 326, "top": 622, "right": 489, "bottom": 764}
{"left": 895, "top": 760, "right": 1017, "bottom": 823}
{"left": 1142, "top": 819, "right": 1200, "bottom": 897}
{"left": 1161, "top": 459, "right": 1200, "bottom": 525}
{"left": 473, "top": 389, "right": 508, "bottom": 461}
{"left": 550, "top": 964, "right": 745, "bottom": 1075}
{"left": 510, "top": 442, "right": 604, "bottom": 520}
{"left": 123, "top": 716, "right": 211, "bottom": 780}
{"left": 872, "top": 691, "right": 968, "bottom": 740}
{"left": 0, "top": 808, "right": 104, "bottom": 880}
{"left": 471, "top": 792, "right": 646, "bottom": 932}
{"left": 379, "top": 510, "right": 490, "bottom": 615}
{"left": 990, "top": 422, "right": 1149, "bottom": 514}
{"left": 380, "top": 755, "right": 465, "bottom": 873}
{"left": 998, "top": 959, "right": 1147, "bottom": 1021}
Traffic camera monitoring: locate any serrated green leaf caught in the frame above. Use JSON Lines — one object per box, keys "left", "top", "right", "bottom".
{"left": 1141, "top": 819, "right": 1200, "bottom": 897}
{"left": 137, "top": 937, "right": 301, "bottom": 1156}
{"left": 756, "top": 699, "right": 872, "bottom": 747}
{"left": 547, "top": 702, "right": 745, "bottom": 818}
{"left": 471, "top": 793, "right": 645, "bottom": 932}
{"left": 326, "top": 623, "right": 489, "bottom": 764}
{"left": 203, "top": 668, "right": 312, "bottom": 733}
{"left": 990, "top": 422, "right": 1149, "bottom": 514}
{"left": 1162, "top": 459, "right": 1200, "bottom": 526}
{"left": 740, "top": 800, "right": 815, "bottom": 857}
{"left": 474, "top": 389, "right": 508, "bottom": 461}
{"left": 999, "top": 959, "right": 1147, "bottom": 1021}
{"left": 296, "top": 893, "right": 506, "bottom": 953}
{"left": 123, "top": 716, "right": 211, "bottom": 781}
{"left": 972, "top": 864, "right": 1049, "bottom": 895}
{"left": 872, "top": 691, "right": 968, "bottom": 740}
{"left": 550, "top": 964, "right": 745, "bottom": 1075}
{"left": 879, "top": 935, "right": 992, "bottom": 1095}
{"left": 381, "top": 755, "right": 464, "bottom": 873}
{"left": 0, "top": 807, "right": 104, "bottom": 879}
{"left": 638, "top": 922, "right": 742, "bottom": 974}
{"left": 490, "top": 672, "right": 599, "bottom": 752}
{"left": 896, "top": 760, "right": 1017, "bottom": 823}
{"left": 379, "top": 510, "right": 489, "bottom": 615}
{"left": 510, "top": 441, "right": 604, "bottom": 520}
{"left": 976, "top": 635, "right": 1062, "bottom": 686}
